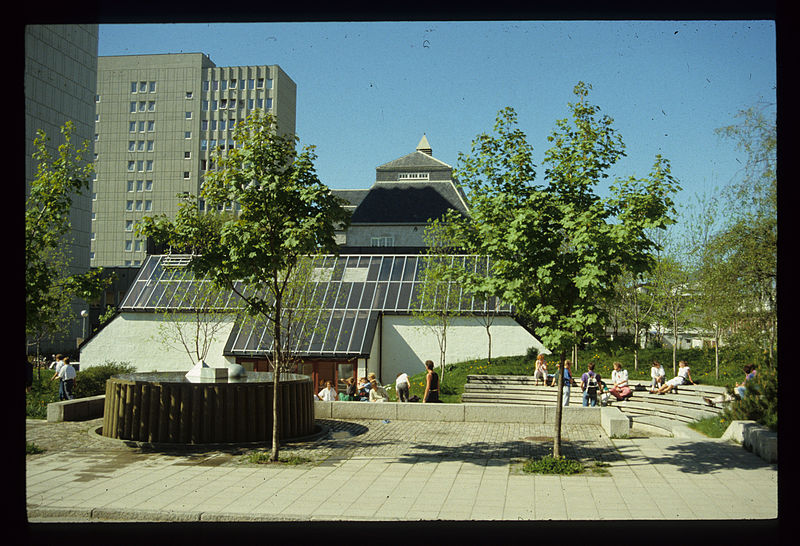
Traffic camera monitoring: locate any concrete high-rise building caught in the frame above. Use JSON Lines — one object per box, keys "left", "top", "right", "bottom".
{"left": 92, "top": 53, "right": 296, "bottom": 267}
{"left": 25, "top": 24, "right": 99, "bottom": 353}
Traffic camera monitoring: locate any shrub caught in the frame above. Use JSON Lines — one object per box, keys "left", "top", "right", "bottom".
{"left": 722, "top": 366, "right": 778, "bottom": 431}
{"left": 72, "top": 362, "right": 136, "bottom": 398}
{"left": 522, "top": 455, "right": 583, "bottom": 475}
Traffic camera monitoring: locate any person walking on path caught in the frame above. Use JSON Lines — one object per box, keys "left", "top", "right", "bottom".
{"left": 422, "top": 360, "right": 440, "bottom": 403}
{"left": 56, "top": 357, "right": 77, "bottom": 400}
{"left": 609, "top": 361, "right": 632, "bottom": 402}
{"left": 581, "top": 362, "right": 599, "bottom": 407}
{"left": 395, "top": 372, "right": 410, "bottom": 402}
{"left": 654, "top": 360, "right": 694, "bottom": 395}
{"left": 50, "top": 354, "right": 67, "bottom": 400}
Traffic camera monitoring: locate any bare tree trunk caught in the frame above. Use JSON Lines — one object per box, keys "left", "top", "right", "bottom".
{"left": 270, "top": 298, "right": 282, "bottom": 462}
{"left": 553, "top": 350, "right": 565, "bottom": 458}
{"left": 486, "top": 323, "right": 492, "bottom": 366}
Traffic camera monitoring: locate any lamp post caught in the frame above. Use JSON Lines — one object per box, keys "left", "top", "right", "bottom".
{"left": 80, "top": 309, "right": 89, "bottom": 340}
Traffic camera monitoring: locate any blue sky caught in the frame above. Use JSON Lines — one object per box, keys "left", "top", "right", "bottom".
{"left": 98, "top": 20, "right": 776, "bottom": 212}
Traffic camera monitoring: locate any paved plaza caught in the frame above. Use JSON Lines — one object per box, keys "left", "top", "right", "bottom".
{"left": 25, "top": 416, "right": 778, "bottom": 525}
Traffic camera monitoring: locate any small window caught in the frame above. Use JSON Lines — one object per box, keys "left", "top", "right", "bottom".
{"left": 136, "top": 160, "right": 144, "bottom": 172}
{"left": 185, "top": 111, "right": 192, "bottom": 119}
{"left": 230, "top": 79, "right": 237, "bottom": 89}
{"left": 184, "top": 171, "right": 190, "bottom": 179}
{"left": 202, "top": 100, "right": 209, "bottom": 111}
{"left": 137, "top": 140, "right": 144, "bottom": 151}
{"left": 184, "top": 151, "right": 191, "bottom": 159}
{"left": 211, "top": 100, "right": 217, "bottom": 111}
{"left": 139, "top": 82, "right": 147, "bottom": 93}
{"left": 210, "top": 120, "right": 217, "bottom": 131}
{"left": 185, "top": 131, "right": 192, "bottom": 139}
{"left": 131, "top": 82, "right": 137, "bottom": 93}
{"left": 201, "top": 120, "right": 208, "bottom": 131}
{"left": 125, "top": 240, "right": 132, "bottom": 251}
{"left": 138, "top": 121, "right": 145, "bottom": 132}
{"left": 266, "top": 78, "right": 273, "bottom": 89}
{"left": 138, "top": 101, "right": 146, "bottom": 112}
{"left": 147, "top": 121, "right": 154, "bottom": 132}
{"left": 147, "top": 140, "right": 154, "bottom": 152}
{"left": 220, "top": 80, "right": 227, "bottom": 91}
{"left": 146, "top": 160, "right": 153, "bottom": 171}
{"left": 148, "top": 101, "right": 155, "bottom": 111}
{"left": 220, "top": 99, "right": 227, "bottom": 109}
{"left": 125, "top": 220, "right": 133, "bottom": 231}
{"left": 219, "top": 120, "right": 226, "bottom": 131}
{"left": 135, "top": 240, "right": 142, "bottom": 251}
{"left": 229, "top": 99, "right": 236, "bottom": 109}
{"left": 127, "top": 161, "right": 135, "bottom": 172}
{"left": 266, "top": 98, "right": 273, "bottom": 109}
{"left": 125, "top": 200, "right": 133, "bottom": 211}
{"left": 127, "top": 180, "right": 134, "bottom": 192}
{"left": 149, "top": 81, "right": 156, "bottom": 93}
{"left": 257, "top": 78, "right": 264, "bottom": 88}
{"left": 248, "top": 79, "right": 255, "bottom": 89}
{"left": 128, "top": 141, "right": 135, "bottom": 152}
{"left": 145, "top": 180, "right": 153, "bottom": 191}
{"left": 145, "top": 200, "right": 152, "bottom": 211}
{"left": 203, "top": 81, "right": 209, "bottom": 91}
{"left": 95, "top": 94, "right": 101, "bottom": 103}
{"left": 247, "top": 98, "right": 254, "bottom": 109}
{"left": 212, "top": 80, "right": 218, "bottom": 91}
{"left": 136, "top": 180, "right": 143, "bottom": 191}
{"left": 129, "top": 121, "right": 136, "bottom": 132}
{"left": 130, "top": 102, "right": 136, "bottom": 113}
{"left": 186, "top": 91, "right": 193, "bottom": 99}
{"left": 257, "top": 98, "right": 263, "bottom": 108}
{"left": 135, "top": 200, "right": 142, "bottom": 211}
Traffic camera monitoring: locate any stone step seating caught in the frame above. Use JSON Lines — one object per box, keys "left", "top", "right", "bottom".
{"left": 461, "top": 375, "right": 729, "bottom": 435}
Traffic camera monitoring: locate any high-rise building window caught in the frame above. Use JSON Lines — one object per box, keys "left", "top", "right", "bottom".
{"left": 138, "top": 121, "right": 145, "bottom": 132}
{"left": 220, "top": 99, "right": 227, "bottom": 109}
{"left": 185, "top": 111, "right": 192, "bottom": 119}
{"left": 129, "top": 122, "right": 136, "bottom": 132}
{"left": 248, "top": 99, "right": 254, "bottom": 109}
{"left": 149, "top": 81, "right": 156, "bottom": 93}
{"left": 136, "top": 160, "right": 144, "bottom": 172}
{"left": 128, "top": 141, "right": 135, "bottom": 152}
{"left": 257, "top": 78, "right": 264, "bottom": 88}
{"left": 136, "top": 180, "right": 143, "bottom": 191}
{"left": 203, "top": 81, "right": 209, "bottom": 91}
{"left": 185, "top": 131, "right": 192, "bottom": 139}
{"left": 139, "top": 82, "right": 146, "bottom": 93}
{"left": 184, "top": 171, "right": 190, "bottom": 179}
{"left": 131, "top": 82, "right": 138, "bottom": 93}
{"left": 145, "top": 201, "right": 152, "bottom": 211}
{"left": 137, "top": 140, "right": 144, "bottom": 152}
{"left": 148, "top": 101, "right": 155, "bottom": 111}
{"left": 146, "top": 160, "right": 153, "bottom": 172}
{"left": 138, "top": 101, "right": 146, "bottom": 112}
{"left": 95, "top": 94, "right": 101, "bottom": 103}
{"left": 201, "top": 120, "right": 208, "bottom": 131}
{"left": 145, "top": 180, "right": 153, "bottom": 191}
{"left": 125, "top": 220, "right": 133, "bottom": 231}
{"left": 125, "top": 240, "right": 132, "bottom": 251}
{"left": 127, "top": 180, "right": 134, "bottom": 192}
{"left": 126, "top": 200, "right": 133, "bottom": 211}
{"left": 127, "top": 161, "right": 135, "bottom": 172}
{"left": 147, "top": 121, "right": 155, "bottom": 132}
{"left": 266, "top": 78, "right": 273, "bottom": 89}
{"left": 147, "top": 140, "right": 154, "bottom": 152}
{"left": 210, "top": 120, "right": 217, "bottom": 131}
{"left": 219, "top": 120, "right": 226, "bottom": 131}
{"left": 257, "top": 98, "right": 263, "bottom": 108}
{"left": 229, "top": 99, "right": 236, "bottom": 109}
{"left": 202, "top": 100, "right": 208, "bottom": 111}
{"left": 186, "top": 91, "right": 193, "bottom": 99}
{"left": 220, "top": 80, "right": 227, "bottom": 91}
{"left": 211, "top": 100, "right": 217, "bottom": 111}
{"left": 248, "top": 79, "right": 255, "bottom": 89}
{"left": 135, "top": 200, "right": 142, "bottom": 211}
{"left": 230, "top": 79, "right": 237, "bottom": 89}
{"left": 266, "top": 98, "right": 273, "bottom": 109}
{"left": 212, "top": 80, "right": 218, "bottom": 91}
{"left": 130, "top": 102, "right": 136, "bottom": 113}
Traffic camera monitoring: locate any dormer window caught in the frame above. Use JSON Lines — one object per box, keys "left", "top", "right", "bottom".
{"left": 397, "top": 172, "right": 429, "bottom": 180}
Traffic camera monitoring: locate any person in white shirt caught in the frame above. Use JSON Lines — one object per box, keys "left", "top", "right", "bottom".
{"left": 56, "top": 357, "right": 77, "bottom": 400}
{"left": 649, "top": 360, "right": 666, "bottom": 393}
{"left": 655, "top": 360, "right": 694, "bottom": 394}
{"left": 609, "top": 361, "right": 632, "bottom": 401}
{"left": 395, "top": 372, "right": 410, "bottom": 402}
{"left": 50, "top": 354, "right": 67, "bottom": 400}
{"left": 368, "top": 380, "right": 389, "bottom": 402}
{"left": 316, "top": 381, "right": 337, "bottom": 402}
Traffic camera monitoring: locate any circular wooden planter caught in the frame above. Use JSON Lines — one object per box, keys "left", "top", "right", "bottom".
{"left": 102, "top": 372, "right": 315, "bottom": 444}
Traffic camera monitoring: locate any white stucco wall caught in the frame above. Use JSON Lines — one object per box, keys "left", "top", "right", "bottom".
{"left": 78, "top": 312, "right": 237, "bottom": 372}
{"left": 377, "top": 315, "right": 547, "bottom": 383}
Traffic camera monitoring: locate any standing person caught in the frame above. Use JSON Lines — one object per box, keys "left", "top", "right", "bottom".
{"left": 581, "top": 362, "right": 599, "bottom": 407}
{"left": 49, "top": 354, "right": 61, "bottom": 370}
{"left": 422, "top": 360, "right": 440, "bottom": 403}
{"left": 316, "top": 380, "right": 337, "bottom": 401}
{"left": 395, "top": 372, "right": 410, "bottom": 402}
{"left": 561, "top": 359, "right": 573, "bottom": 406}
{"left": 50, "top": 355, "right": 67, "bottom": 400}
{"left": 609, "top": 361, "right": 632, "bottom": 402}
{"left": 57, "top": 357, "right": 77, "bottom": 400}
{"left": 649, "top": 360, "right": 666, "bottom": 393}
{"left": 533, "top": 354, "right": 548, "bottom": 386}
{"left": 655, "top": 360, "right": 694, "bottom": 395}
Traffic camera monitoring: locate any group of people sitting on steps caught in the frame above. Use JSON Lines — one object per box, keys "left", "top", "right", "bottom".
{"left": 532, "top": 354, "right": 702, "bottom": 406}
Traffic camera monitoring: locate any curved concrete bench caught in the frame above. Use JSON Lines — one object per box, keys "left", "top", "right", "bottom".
{"left": 47, "top": 395, "right": 106, "bottom": 422}
{"left": 462, "top": 375, "right": 729, "bottom": 436}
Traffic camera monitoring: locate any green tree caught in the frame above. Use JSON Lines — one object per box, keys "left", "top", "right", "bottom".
{"left": 451, "top": 83, "right": 680, "bottom": 457}
{"left": 711, "top": 104, "right": 777, "bottom": 364}
{"left": 25, "top": 122, "right": 110, "bottom": 353}
{"left": 140, "top": 111, "right": 349, "bottom": 461}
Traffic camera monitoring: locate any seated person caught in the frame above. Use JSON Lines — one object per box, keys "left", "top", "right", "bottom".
{"left": 533, "top": 354, "right": 548, "bottom": 385}
{"left": 316, "top": 380, "right": 337, "bottom": 402}
{"left": 735, "top": 364, "right": 756, "bottom": 399}
{"left": 649, "top": 360, "right": 666, "bottom": 393}
{"left": 368, "top": 379, "right": 389, "bottom": 402}
{"left": 596, "top": 374, "right": 610, "bottom": 406}
{"left": 609, "top": 361, "right": 632, "bottom": 401}
{"left": 357, "top": 377, "right": 370, "bottom": 401}
{"left": 654, "top": 360, "right": 694, "bottom": 394}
